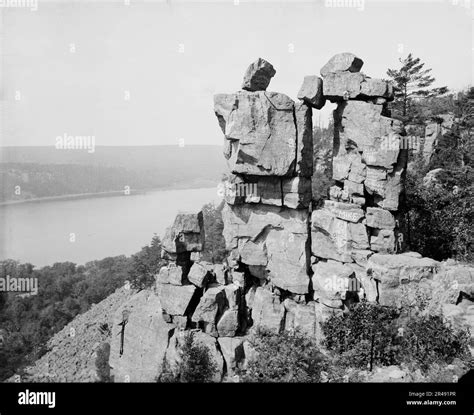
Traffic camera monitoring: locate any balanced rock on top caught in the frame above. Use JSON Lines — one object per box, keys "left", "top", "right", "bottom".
{"left": 242, "top": 58, "right": 276, "bottom": 91}
{"left": 320, "top": 52, "right": 364, "bottom": 77}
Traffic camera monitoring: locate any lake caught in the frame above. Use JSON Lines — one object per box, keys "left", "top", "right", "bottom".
{"left": 0, "top": 187, "right": 220, "bottom": 268}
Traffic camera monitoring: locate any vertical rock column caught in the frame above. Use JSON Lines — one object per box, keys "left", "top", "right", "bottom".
{"left": 310, "top": 53, "right": 408, "bottom": 308}
{"left": 213, "top": 58, "right": 319, "bottom": 336}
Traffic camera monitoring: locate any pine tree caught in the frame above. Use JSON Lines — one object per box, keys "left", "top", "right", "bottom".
{"left": 387, "top": 54, "right": 448, "bottom": 122}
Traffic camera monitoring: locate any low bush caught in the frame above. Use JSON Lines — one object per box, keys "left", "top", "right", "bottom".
{"left": 240, "top": 328, "right": 326, "bottom": 382}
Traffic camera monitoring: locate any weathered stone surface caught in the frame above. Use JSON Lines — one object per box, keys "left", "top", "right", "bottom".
{"left": 217, "top": 337, "right": 245, "bottom": 377}
{"left": 157, "top": 284, "right": 196, "bottom": 316}
{"left": 311, "top": 207, "right": 369, "bottom": 262}
{"left": 344, "top": 180, "right": 364, "bottom": 196}
{"left": 162, "top": 212, "right": 204, "bottom": 254}
{"left": 297, "top": 75, "right": 325, "bottom": 109}
{"left": 248, "top": 265, "right": 268, "bottom": 280}
{"left": 212, "top": 263, "right": 227, "bottom": 285}
{"left": 223, "top": 204, "right": 309, "bottom": 294}
{"left": 323, "top": 200, "right": 365, "bottom": 223}
{"left": 334, "top": 101, "right": 403, "bottom": 154}
{"left": 312, "top": 260, "right": 355, "bottom": 307}
{"left": 364, "top": 166, "right": 388, "bottom": 199}
{"left": 320, "top": 52, "right": 363, "bottom": 77}
{"left": 367, "top": 253, "right": 439, "bottom": 306}
{"left": 351, "top": 249, "right": 374, "bottom": 266}
{"left": 370, "top": 229, "right": 396, "bottom": 253}
{"left": 423, "top": 121, "right": 442, "bottom": 163}
{"left": 366, "top": 207, "right": 396, "bottom": 229}
{"left": 323, "top": 72, "right": 365, "bottom": 100}
{"left": 295, "top": 101, "right": 314, "bottom": 177}
{"left": 229, "top": 269, "right": 245, "bottom": 287}
{"left": 348, "top": 156, "right": 367, "bottom": 183}
{"left": 221, "top": 176, "right": 280, "bottom": 206}
{"left": 240, "top": 240, "right": 268, "bottom": 266}
{"left": 157, "top": 264, "right": 185, "bottom": 285}
{"left": 217, "top": 309, "right": 240, "bottom": 337}
{"left": 214, "top": 91, "right": 297, "bottom": 176}
{"left": 224, "top": 283, "right": 242, "bottom": 310}
{"left": 282, "top": 176, "right": 312, "bottom": 209}
{"left": 360, "top": 77, "right": 394, "bottom": 100}
{"left": 283, "top": 299, "right": 318, "bottom": 338}
{"left": 375, "top": 167, "right": 404, "bottom": 211}
{"left": 188, "top": 262, "right": 212, "bottom": 288}
{"left": 323, "top": 70, "right": 393, "bottom": 102}
{"left": 346, "top": 263, "right": 377, "bottom": 302}
{"left": 190, "top": 251, "right": 201, "bottom": 262}
{"left": 242, "top": 58, "right": 276, "bottom": 92}
{"left": 192, "top": 285, "right": 226, "bottom": 336}
{"left": 251, "top": 287, "right": 285, "bottom": 333}
{"left": 110, "top": 290, "right": 174, "bottom": 382}
{"left": 362, "top": 142, "right": 400, "bottom": 169}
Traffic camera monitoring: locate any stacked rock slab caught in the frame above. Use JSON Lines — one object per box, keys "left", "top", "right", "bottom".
{"left": 213, "top": 58, "right": 330, "bottom": 338}
{"left": 311, "top": 52, "right": 430, "bottom": 309}
{"left": 159, "top": 210, "right": 250, "bottom": 378}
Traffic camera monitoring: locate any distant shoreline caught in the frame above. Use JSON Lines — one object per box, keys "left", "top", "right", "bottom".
{"left": 0, "top": 182, "right": 218, "bottom": 206}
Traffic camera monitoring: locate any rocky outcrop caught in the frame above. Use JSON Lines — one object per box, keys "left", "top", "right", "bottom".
{"left": 109, "top": 290, "right": 174, "bottom": 382}
{"left": 11, "top": 287, "right": 134, "bottom": 382}
{"left": 102, "top": 54, "right": 472, "bottom": 383}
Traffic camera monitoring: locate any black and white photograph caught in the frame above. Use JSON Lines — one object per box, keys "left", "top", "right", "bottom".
{"left": 0, "top": 0, "right": 472, "bottom": 412}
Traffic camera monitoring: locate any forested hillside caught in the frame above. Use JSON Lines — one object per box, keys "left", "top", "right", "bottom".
{"left": 0, "top": 146, "right": 225, "bottom": 203}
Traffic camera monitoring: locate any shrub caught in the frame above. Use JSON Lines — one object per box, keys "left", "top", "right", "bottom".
{"left": 401, "top": 314, "right": 470, "bottom": 371}
{"left": 240, "top": 328, "right": 326, "bottom": 382}
{"left": 321, "top": 301, "right": 402, "bottom": 370}
{"left": 95, "top": 342, "right": 112, "bottom": 383}
{"left": 159, "top": 332, "right": 218, "bottom": 383}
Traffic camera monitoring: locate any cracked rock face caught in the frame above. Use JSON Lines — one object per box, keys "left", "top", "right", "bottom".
{"left": 214, "top": 91, "right": 297, "bottom": 176}
{"left": 162, "top": 212, "right": 204, "bottom": 255}
{"left": 109, "top": 290, "right": 174, "bottom": 382}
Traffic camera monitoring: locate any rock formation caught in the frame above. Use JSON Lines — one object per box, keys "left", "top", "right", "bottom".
{"left": 105, "top": 54, "right": 472, "bottom": 382}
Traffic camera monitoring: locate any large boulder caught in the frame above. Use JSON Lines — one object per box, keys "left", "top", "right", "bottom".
{"left": 188, "top": 262, "right": 213, "bottom": 288}
{"left": 156, "top": 264, "right": 185, "bottom": 285}
{"left": 222, "top": 204, "right": 310, "bottom": 294}
{"left": 320, "top": 52, "right": 364, "bottom": 77}
{"left": 297, "top": 75, "right": 325, "bottom": 109}
{"left": 334, "top": 101, "right": 403, "bottom": 154}
{"left": 109, "top": 290, "right": 174, "bottom": 382}
{"left": 162, "top": 212, "right": 204, "bottom": 255}
{"left": 324, "top": 72, "right": 393, "bottom": 102}
{"left": 192, "top": 285, "right": 227, "bottom": 336}
{"left": 214, "top": 91, "right": 297, "bottom": 176}
{"left": 251, "top": 287, "right": 285, "bottom": 333}
{"left": 323, "top": 72, "right": 365, "bottom": 100}
{"left": 367, "top": 253, "right": 439, "bottom": 306}
{"left": 311, "top": 204, "right": 369, "bottom": 262}
{"left": 242, "top": 58, "right": 276, "bottom": 92}
{"left": 366, "top": 207, "right": 396, "bottom": 230}
{"left": 312, "top": 260, "right": 356, "bottom": 307}
{"left": 157, "top": 283, "right": 197, "bottom": 316}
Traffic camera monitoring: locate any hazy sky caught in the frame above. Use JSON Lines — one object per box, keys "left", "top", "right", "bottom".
{"left": 0, "top": 0, "right": 472, "bottom": 147}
